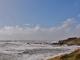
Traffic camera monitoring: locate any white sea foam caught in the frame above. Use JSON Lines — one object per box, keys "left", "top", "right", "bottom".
{"left": 0, "top": 40, "right": 80, "bottom": 60}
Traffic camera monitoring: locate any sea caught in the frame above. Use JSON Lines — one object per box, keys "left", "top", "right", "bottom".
{"left": 0, "top": 40, "right": 80, "bottom": 60}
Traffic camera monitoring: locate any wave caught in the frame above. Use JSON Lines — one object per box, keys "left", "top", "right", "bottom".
{"left": 0, "top": 41, "right": 80, "bottom": 60}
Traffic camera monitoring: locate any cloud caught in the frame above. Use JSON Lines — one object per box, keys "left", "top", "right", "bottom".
{"left": 0, "top": 18, "right": 80, "bottom": 40}
{"left": 78, "top": 14, "right": 80, "bottom": 17}
{"left": 61, "top": 18, "right": 74, "bottom": 28}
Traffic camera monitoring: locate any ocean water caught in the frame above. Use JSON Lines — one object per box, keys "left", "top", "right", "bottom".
{"left": 0, "top": 40, "right": 80, "bottom": 60}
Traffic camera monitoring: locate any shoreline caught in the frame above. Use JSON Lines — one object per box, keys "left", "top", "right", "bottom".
{"left": 47, "top": 48, "right": 80, "bottom": 60}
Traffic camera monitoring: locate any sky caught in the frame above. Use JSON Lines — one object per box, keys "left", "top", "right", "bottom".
{"left": 0, "top": 0, "right": 80, "bottom": 40}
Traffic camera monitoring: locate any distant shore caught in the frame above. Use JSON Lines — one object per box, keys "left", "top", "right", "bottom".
{"left": 51, "top": 37, "right": 80, "bottom": 46}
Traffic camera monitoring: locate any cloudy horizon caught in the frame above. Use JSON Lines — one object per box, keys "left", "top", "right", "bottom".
{"left": 0, "top": 0, "right": 80, "bottom": 40}
{"left": 0, "top": 18, "right": 80, "bottom": 40}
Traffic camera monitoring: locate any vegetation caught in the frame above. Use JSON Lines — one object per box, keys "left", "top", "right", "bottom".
{"left": 47, "top": 48, "right": 80, "bottom": 60}
{"left": 58, "top": 37, "right": 80, "bottom": 45}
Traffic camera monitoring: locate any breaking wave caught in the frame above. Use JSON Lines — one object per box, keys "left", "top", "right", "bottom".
{"left": 0, "top": 40, "right": 80, "bottom": 60}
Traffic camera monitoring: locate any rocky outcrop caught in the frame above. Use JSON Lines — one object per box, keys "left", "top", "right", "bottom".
{"left": 57, "top": 37, "right": 80, "bottom": 46}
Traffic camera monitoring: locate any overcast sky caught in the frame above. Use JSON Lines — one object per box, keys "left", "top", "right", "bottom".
{"left": 0, "top": 0, "right": 80, "bottom": 40}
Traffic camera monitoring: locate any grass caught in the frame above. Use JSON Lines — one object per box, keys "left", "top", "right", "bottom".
{"left": 47, "top": 49, "right": 80, "bottom": 60}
